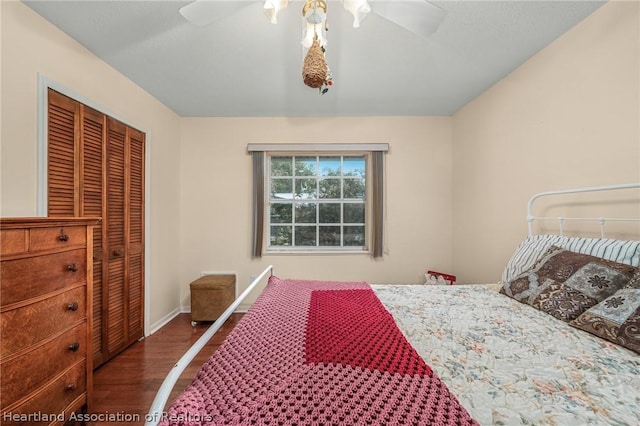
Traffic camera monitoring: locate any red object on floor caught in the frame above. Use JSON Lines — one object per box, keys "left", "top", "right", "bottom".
{"left": 427, "top": 270, "right": 457, "bottom": 284}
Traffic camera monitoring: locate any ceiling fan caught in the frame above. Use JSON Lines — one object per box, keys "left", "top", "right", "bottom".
{"left": 178, "top": 0, "right": 447, "bottom": 40}
{"left": 179, "top": 0, "right": 447, "bottom": 93}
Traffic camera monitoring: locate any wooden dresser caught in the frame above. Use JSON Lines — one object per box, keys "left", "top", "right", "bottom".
{"left": 1, "top": 217, "right": 97, "bottom": 425}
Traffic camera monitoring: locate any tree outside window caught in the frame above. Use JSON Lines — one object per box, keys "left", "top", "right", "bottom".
{"left": 268, "top": 154, "right": 366, "bottom": 250}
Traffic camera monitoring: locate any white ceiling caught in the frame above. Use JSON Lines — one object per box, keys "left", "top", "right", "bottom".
{"left": 24, "top": 0, "right": 606, "bottom": 117}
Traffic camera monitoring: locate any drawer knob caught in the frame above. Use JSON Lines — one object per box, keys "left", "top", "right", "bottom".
{"left": 67, "top": 263, "right": 78, "bottom": 272}
{"left": 65, "top": 383, "right": 77, "bottom": 391}
{"left": 112, "top": 249, "right": 124, "bottom": 257}
{"left": 67, "top": 302, "right": 79, "bottom": 312}
{"left": 68, "top": 342, "right": 80, "bottom": 352}
{"left": 59, "top": 234, "right": 69, "bottom": 242}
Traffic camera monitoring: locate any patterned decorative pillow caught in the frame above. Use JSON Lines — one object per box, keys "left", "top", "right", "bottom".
{"left": 501, "top": 235, "right": 640, "bottom": 284}
{"left": 500, "top": 246, "right": 639, "bottom": 322}
{"left": 626, "top": 272, "right": 640, "bottom": 289}
{"left": 570, "top": 288, "right": 640, "bottom": 354}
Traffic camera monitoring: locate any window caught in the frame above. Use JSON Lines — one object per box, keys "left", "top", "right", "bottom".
{"left": 249, "top": 144, "right": 387, "bottom": 257}
{"left": 268, "top": 154, "right": 367, "bottom": 250}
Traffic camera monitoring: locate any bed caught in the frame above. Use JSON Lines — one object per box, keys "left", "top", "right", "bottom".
{"left": 147, "top": 184, "right": 640, "bottom": 426}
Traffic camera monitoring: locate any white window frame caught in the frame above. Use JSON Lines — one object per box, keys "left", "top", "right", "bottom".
{"left": 248, "top": 143, "right": 388, "bottom": 257}
{"left": 266, "top": 152, "right": 371, "bottom": 254}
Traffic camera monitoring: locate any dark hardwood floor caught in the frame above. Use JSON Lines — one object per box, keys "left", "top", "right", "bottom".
{"left": 88, "top": 313, "right": 243, "bottom": 425}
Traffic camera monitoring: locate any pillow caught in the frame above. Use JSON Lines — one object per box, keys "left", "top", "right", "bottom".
{"left": 500, "top": 246, "right": 639, "bottom": 322}
{"left": 626, "top": 272, "right": 640, "bottom": 289}
{"left": 501, "top": 235, "right": 640, "bottom": 284}
{"left": 570, "top": 287, "right": 640, "bottom": 354}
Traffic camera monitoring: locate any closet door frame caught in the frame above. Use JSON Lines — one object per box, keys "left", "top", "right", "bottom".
{"left": 36, "top": 75, "right": 151, "bottom": 339}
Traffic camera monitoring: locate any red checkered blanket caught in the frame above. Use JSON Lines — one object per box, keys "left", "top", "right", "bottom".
{"left": 161, "top": 276, "right": 477, "bottom": 425}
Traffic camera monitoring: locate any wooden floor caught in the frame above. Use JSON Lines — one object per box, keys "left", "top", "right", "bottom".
{"left": 88, "top": 313, "right": 243, "bottom": 425}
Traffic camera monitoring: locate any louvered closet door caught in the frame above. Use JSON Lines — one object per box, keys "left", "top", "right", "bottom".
{"left": 48, "top": 91, "right": 108, "bottom": 366}
{"left": 47, "top": 89, "right": 145, "bottom": 368}
{"left": 79, "top": 105, "right": 107, "bottom": 367}
{"left": 105, "top": 118, "right": 127, "bottom": 356}
{"left": 127, "top": 128, "right": 145, "bottom": 343}
{"left": 105, "top": 118, "right": 145, "bottom": 357}
{"left": 47, "top": 90, "right": 79, "bottom": 216}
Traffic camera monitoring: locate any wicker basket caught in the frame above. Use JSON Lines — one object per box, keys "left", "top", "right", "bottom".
{"left": 302, "top": 38, "right": 328, "bottom": 89}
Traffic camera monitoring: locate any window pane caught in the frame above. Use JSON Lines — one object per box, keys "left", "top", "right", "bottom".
{"left": 343, "top": 156, "right": 365, "bottom": 177}
{"left": 270, "top": 225, "right": 292, "bottom": 246}
{"left": 271, "top": 156, "right": 292, "bottom": 177}
{"left": 344, "top": 203, "right": 365, "bottom": 223}
{"left": 319, "top": 157, "right": 341, "bottom": 176}
{"left": 295, "top": 202, "right": 316, "bottom": 223}
{"left": 271, "top": 178, "right": 293, "bottom": 199}
{"left": 319, "top": 226, "right": 341, "bottom": 246}
{"left": 319, "top": 178, "right": 341, "bottom": 199}
{"left": 267, "top": 153, "right": 368, "bottom": 251}
{"left": 295, "top": 226, "right": 316, "bottom": 246}
{"left": 295, "top": 156, "right": 316, "bottom": 176}
{"left": 295, "top": 178, "right": 317, "bottom": 199}
{"left": 319, "top": 203, "right": 340, "bottom": 223}
{"left": 343, "top": 177, "right": 365, "bottom": 199}
{"left": 344, "top": 226, "right": 365, "bottom": 246}
{"left": 270, "top": 203, "right": 292, "bottom": 223}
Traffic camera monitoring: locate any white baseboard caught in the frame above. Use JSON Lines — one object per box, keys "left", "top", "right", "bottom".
{"left": 149, "top": 304, "right": 250, "bottom": 336}
{"left": 148, "top": 307, "right": 182, "bottom": 336}
{"left": 178, "top": 305, "right": 249, "bottom": 314}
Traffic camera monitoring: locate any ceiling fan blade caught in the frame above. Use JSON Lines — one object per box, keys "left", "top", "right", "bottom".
{"left": 179, "top": 0, "right": 256, "bottom": 27}
{"left": 370, "top": 0, "right": 447, "bottom": 38}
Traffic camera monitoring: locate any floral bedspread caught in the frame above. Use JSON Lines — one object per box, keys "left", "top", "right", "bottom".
{"left": 372, "top": 284, "right": 640, "bottom": 426}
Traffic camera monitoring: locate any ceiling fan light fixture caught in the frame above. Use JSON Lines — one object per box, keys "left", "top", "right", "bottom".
{"left": 301, "top": 0, "right": 327, "bottom": 48}
{"left": 341, "top": 0, "right": 371, "bottom": 28}
{"left": 302, "top": 21, "right": 327, "bottom": 48}
{"left": 264, "top": 0, "right": 289, "bottom": 24}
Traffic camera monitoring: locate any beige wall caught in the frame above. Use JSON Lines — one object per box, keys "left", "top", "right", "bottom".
{"left": 179, "top": 117, "right": 453, "bottom": 308}
{"left": 451, "top": 1, "right": 640, "bottom": 284}
{"left": 1, "top": 1, "right": 183, "bottom": 328}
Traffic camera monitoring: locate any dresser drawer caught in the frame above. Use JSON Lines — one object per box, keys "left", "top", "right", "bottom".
{"left": 1, "top": 249, "right": 86, "bottom": 307}
{"left": 29, "top": 226, "right": 87, "bottom": 252}
{"left": 1, "top": 286, "right": 86, "bottom": 358}
{"left": 1, "top": 324, "right": 86, "bottom": 408}
{"left": 0, "top": 360, "right": 86, "bottom": 426}
{"left": 0, "top": 229, "right": 27, "bottom": 256}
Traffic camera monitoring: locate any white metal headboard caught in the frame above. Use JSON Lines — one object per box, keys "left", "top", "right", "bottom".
{"left": 527, "top": 183, "right": 640, "bottom": 237}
